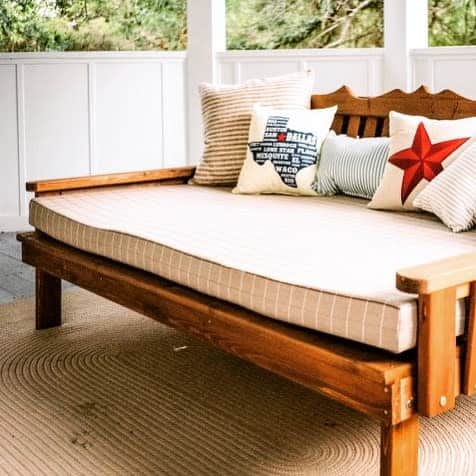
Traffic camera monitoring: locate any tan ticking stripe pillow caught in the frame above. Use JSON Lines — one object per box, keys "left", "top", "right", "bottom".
{"left": 191, "top": 71, "right": 314, "bottom": 186}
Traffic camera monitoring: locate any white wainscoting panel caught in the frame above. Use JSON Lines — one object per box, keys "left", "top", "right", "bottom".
{"left": 0, "top": 65, "right": 20, "bottom": 222}
{"left": 217, "top": 49, "right": 385, "bottom": 96}
{"left": 23, "top": 63, "right": 90, "bottom": 182}
{"left": 239, "top": 60, "right": 300, "bottom": 81}
{"left": 94, "top": 62, "right": 164, "bottom": 174}
{"left": 162, "top": 61, "right": 187, "bottom": 167}
{"left": 411, "top": 47, "right": 476, "bottom": 99}
{"left": 0, "top": 52, "right": 186, "bottom": 231}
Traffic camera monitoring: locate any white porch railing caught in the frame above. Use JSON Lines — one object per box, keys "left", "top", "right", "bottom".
{"left": 217, "top": 48, "right": 384, "bottom": 96}
{"left": 411, "top": 46, "right": 476, "bottom": 99}
{"left": 216, "top": 46, "right": 476, "bottom": 98}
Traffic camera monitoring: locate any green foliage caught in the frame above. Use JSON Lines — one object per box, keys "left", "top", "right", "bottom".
{"left": 0, "top": 0, "right": 474, "bottom": 52}
{"left": 0, "top": 0, "right": 187, "bottom": 51}
{"left": 226, "top": 0, "right": 384, "bottom": 49}
{"left": 429, "top": 0, "right": 476, "bottom": 46}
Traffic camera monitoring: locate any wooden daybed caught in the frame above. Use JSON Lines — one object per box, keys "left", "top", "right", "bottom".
{"left": 18, "top": 86, "right": 476, "bottom": 476}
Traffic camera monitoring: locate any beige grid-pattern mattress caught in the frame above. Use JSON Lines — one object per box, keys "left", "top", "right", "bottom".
{"left": 30, "top": 184, "right": 474, "bottom": 353}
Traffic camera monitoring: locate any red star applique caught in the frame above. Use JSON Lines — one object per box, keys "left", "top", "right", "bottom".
{"left": 277, "top": 132, "right": 287, "bottom": 142}
{"left": 389, "top": 122, "right": 469, "bottom": 204}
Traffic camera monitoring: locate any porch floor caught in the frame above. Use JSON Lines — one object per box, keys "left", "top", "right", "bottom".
{"left": 0, "top": 232, "right": 73, "bottom": 304}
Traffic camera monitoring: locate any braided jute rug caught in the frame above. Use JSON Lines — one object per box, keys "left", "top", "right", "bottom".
{"left": 1, "top": 289, "right": 476, "bottom": 476}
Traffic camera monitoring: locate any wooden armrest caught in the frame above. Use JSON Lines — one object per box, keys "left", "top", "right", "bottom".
{"left": 26, "top": 166, "right": 196, "bottom": 195}
{"left": 397, "top": 252, "right": 476, "bottom": 294}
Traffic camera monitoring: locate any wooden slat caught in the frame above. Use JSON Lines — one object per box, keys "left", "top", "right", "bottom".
{"left": 397, "top": 252, "right": 476, "bottom": 294}
{"left": 418, "top": 288, "right": 457, "bottom": 417}
{"left": 18, "top": 231, "right": 415, "bottom": 423}
{"left": 346, "top": 115, "right": 361, "bottom": 137}
{"left": 36, "top": 269, "right": 61, "bottom": 329}
{"left": 380, "top": 415, "right": 419, "bottom": 476}
{"left": 455, "top": 347, "right": 462, "bottom": 396}
{"left": 455, "top": 345, "right": 464, "bottom": 396}
{"left": 311, "top": 85, "right": 476, "bottom": 120}
{"left": 363, "top": 116, "right": 378, "bottom": 137}
{"left": 331, "top": 114, "right": 344, "bottom": 134}
{"left": 382, "top": 118, "right": 389, "bottom": 136}
{"left": 26, "top": 166, "right": 196, "bottom": 195}
{"left": 463, "top": 282, "right": 476, "bottom": 395}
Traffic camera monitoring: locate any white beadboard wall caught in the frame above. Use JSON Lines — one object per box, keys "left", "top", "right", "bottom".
{"left": 217, "top": 49, "right": 385, "bottom": 95}
{"left": 411, "top": 47, "right": 476, "bottom": 99}
{"left": 0, "top": 52, "right": 186, "bottom": 231}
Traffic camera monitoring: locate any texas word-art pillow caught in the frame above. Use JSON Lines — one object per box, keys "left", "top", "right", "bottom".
{"left": 233, "top": 104, "right": 337, "bottom": 196}
{"left": 191, "top": 71, "right": 314, "bottom": 186}
{"left": 369, "top": 111, "right": 476, "bottom": 211}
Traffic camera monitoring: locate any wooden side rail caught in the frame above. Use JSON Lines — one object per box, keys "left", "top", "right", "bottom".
{"left": 397, "top": 254, "right": 476, "bottom": 417}
{"left": 26, "top": 166, "right": 196, "bottom": 196}
{"left": 18, "top": 231, "right": 416, "bottom": 427}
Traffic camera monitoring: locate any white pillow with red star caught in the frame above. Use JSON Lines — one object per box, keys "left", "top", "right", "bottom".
{"left": 369, "top": 111, "right": 476, "bottom": 211}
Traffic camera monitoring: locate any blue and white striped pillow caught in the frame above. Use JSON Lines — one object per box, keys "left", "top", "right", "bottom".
{"left": 313, "top": 133, "right": 390, "bottom": 199}
{"left": 413, "top": 141, "right": 476, "bottom": 232}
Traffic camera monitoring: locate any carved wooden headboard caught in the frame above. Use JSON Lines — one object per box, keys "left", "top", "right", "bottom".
{"left": 311, "top": 85, "right": 476, "bottom": 138}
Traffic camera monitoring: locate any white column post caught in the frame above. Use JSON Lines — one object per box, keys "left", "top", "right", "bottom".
{"left": 383, "top": 0, "right": 428, "bottom": 91}
{"left": 186, "top": 0, "right": 226, "bottom": 165}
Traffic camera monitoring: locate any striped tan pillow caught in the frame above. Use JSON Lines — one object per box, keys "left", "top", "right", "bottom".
{"left": 191, "top": 71, "right": 314, "bottom": 186}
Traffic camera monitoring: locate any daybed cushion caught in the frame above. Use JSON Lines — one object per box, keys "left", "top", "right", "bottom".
{"left": 29, "top": 185, "right": 474, "bottom": 353}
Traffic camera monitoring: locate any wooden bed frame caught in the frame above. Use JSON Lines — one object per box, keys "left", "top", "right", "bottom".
{"left": 18, "top": 86, "right": 476, "bottom": 476}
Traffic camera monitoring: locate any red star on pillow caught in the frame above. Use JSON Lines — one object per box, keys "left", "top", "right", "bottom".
{"left": 389, "top": 122, "right": 469, "bottom": 204}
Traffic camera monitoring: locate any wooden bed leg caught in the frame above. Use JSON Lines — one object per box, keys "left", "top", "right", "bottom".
{"left": 36, "top": 268, "right": 62, "bottom": 330}
{"left": 380, "top": 416, "right": 419, "bottom": 476}
{"left": 418, "top": 288, "right": 457, "bottom": 416}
